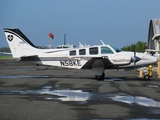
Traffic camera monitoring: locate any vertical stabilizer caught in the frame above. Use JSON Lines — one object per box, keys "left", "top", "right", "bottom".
{"left": 3, "top": 28, "right": 37, "bottom": 59}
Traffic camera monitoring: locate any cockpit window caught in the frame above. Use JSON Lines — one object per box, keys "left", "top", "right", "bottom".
{"left": 101, "top": 46, "right": 114, "bottom": 54}
{"left": 111, "top": 46, "right": 121, "bottom": 52}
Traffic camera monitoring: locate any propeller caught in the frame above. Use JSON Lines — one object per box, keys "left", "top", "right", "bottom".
{"left": 132, "top": 44, "right": 141, "bottom": 67}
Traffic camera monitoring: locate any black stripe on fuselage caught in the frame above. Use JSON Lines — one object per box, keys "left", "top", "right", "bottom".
{"left": 21, "top": 56, "right": 91, "bottom": 61}
{"left": 4, "top": 28, "right": 38, "bottom": 48}
{"left": 44, "top": 48, "right": 76, "bottom": 53}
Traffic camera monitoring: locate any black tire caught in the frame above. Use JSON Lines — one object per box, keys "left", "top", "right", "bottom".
{"left": 102, "top": 72, "right": 105, "bottom": 78}
{"left": 95, "top": 73, "right": 105, "bottom": 80}
{"left": 95, "top": 75, "right": 98, "bottom": 79}
{"left": 143, "top": 75, "right": 150, "bottom": 80}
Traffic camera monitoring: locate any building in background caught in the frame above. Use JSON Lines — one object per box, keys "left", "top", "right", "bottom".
{"left": 146, "top": 19, "right": 160, "bottom": 58}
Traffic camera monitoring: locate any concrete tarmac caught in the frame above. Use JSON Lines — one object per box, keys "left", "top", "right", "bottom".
{"left": 0, "top": 60, "right": 160, "bottom": 120}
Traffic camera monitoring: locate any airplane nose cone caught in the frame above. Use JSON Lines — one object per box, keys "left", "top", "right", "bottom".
{"left": 136, "top": 53, "right": 158, "bottom": 66}
{"left": 148, "top": 55, "right": 157, "bottom": 64}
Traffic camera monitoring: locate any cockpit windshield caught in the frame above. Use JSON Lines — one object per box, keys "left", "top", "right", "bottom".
{"left": 111, "top": 45, "right": 122, "bottom": 52}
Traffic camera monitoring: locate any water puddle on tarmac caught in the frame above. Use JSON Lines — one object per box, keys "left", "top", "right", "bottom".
{"left": 0, "top": 85, "right": 160, "bottom": 107}
{"left": 146, "top": 84, "right": 159, "bottom": 88}
{"left": 0, "top": 75, "right": 50, "bottom": 78}
{"left": 111, "top": 94, "right": 160, "bottom": 107}
{"left": 104, "top": 77, "right": 124, "bottom": 81}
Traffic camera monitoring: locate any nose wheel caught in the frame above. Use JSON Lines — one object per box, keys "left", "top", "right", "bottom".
{"left": 95, "top": 72, "right": 105, "bottom": 80}
{"left": 142, "top": 69, "right": 151, "bottom": 80}
{"left": 143, "top": 75, "right": 150, "bottom": 80}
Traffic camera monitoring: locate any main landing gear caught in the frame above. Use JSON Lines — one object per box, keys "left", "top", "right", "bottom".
{"left": 92, "top": 59, "right": 105, "bottom": 80}
{"left": 95, "top": 72, "right": 105, "bottom": 80}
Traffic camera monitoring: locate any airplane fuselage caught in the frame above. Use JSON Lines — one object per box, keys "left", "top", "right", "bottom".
{"left": 3, "top": 28, "right": 158, "bottom": 80}
{"left": 19, "top": 45, "right": 157, "bottom": 70}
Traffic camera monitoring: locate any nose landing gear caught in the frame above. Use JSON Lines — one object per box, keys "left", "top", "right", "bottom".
{"left": 139, "top": 65, "right": 153, "bottom": 80}
{"left": 143, "top": 74, "right": 150, "bottom": 80}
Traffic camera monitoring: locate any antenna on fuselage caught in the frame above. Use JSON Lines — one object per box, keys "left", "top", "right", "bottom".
{"left": 64, "top": 34, "right": 66, "bottom": 45}
{"left": 100, "top": 39, "right": 105, "bottom": 45}
{"left": 79, "top": 42, "right": 84, "bottom": 47}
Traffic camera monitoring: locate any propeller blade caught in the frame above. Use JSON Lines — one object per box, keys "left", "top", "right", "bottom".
{"left": 134, "top": 44, "right": 136, "bottom": 67}
{"left": 132, "top": 44, "right": 141, "bottom": 67}
{"left": 134, "top": 44, "right": 136, "bottom": 56}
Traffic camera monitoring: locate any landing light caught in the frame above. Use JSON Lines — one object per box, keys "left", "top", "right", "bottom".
{"left": 102, "top": 56, "right": 108, "bottom": 59}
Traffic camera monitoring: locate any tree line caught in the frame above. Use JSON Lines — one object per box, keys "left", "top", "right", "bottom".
{"left": 0, "top": 41, "right": 147, "bottom": 53}
{"left": 121, "top": 41, "right": 147, "bottom": 52}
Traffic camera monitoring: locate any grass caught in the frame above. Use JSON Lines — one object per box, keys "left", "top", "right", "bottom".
{"left": 0, "top": 56, "right": 13, "bottom": 60}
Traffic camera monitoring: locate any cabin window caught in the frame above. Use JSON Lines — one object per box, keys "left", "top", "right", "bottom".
{"left": 89, "top": 47, "right": 98, "bottom": 55}
{"left": 79, "top": 49, "right": 86, "bottom": 55}
{"left": 101, "top": 46, "right": 114, "bottom": 54}
{"left": 69, "top": 50, "right": 76, "bottom": 56}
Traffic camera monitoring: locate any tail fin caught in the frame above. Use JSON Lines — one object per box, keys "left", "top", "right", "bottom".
{"left": 3, "top": 28, "right": 38, "bottom": 59}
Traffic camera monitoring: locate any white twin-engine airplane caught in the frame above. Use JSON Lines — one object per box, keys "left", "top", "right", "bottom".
{"left": 3, "top": 28, "right": 157, "bottom": 80}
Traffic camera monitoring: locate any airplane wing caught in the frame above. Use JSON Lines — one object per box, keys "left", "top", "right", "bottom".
{"left": 81, "top": 56, "right": 132, "bottom": 69}
{"left": 81, "top": 57, "right": 114, "bottom": 69}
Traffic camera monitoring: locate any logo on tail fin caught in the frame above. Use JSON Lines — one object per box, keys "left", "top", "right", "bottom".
{"left": 7, "top": 35, "right": 13, "bottom": 41}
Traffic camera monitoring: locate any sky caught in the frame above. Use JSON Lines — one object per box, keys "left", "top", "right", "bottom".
{"left": 0, "top": 0, "right": 160, "bottom": 48}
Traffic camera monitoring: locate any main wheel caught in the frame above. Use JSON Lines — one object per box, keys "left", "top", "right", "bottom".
{"left": 95, "top": 72, "right": 105, "bottom": 80}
